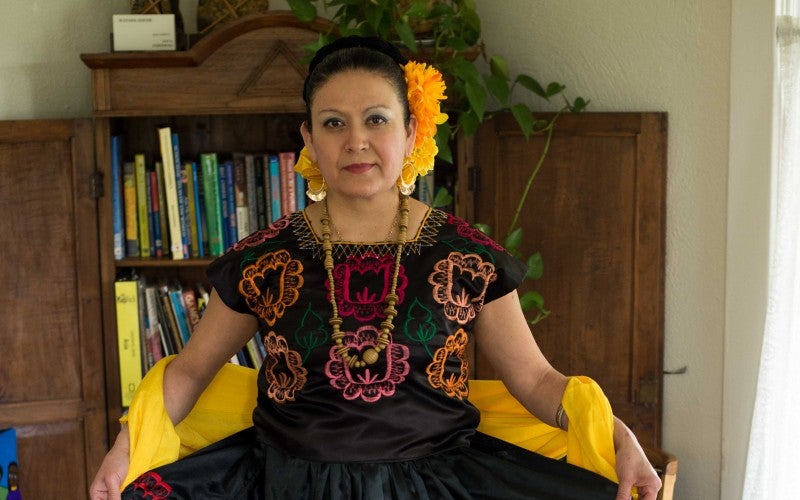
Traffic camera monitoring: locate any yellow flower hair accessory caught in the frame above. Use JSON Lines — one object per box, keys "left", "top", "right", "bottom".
{"left": 400, "top": 60, "right": 448, "bottom": 193}
{"left": 294, "top": 59, "right": 448, "bottom": 198}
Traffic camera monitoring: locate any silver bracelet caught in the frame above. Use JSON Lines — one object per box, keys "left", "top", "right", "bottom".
{"left": 555, "top": 404, "right": 567, "bottom": 430}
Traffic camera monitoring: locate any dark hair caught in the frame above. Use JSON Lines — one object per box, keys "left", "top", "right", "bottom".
{"left": 303, "top": 36, "right": 410, "bottom": 129}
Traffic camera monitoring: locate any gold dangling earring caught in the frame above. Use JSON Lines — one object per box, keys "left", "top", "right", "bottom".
{"left": 307, "top": 178, "right": 327, "bottom": 202}
{"left": 398, "top": 156, "right": 416, "bottom": 196}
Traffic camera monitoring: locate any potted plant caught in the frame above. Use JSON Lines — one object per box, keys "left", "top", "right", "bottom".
{"left": 287, "top": 0, "right": 589, "bottom": 324}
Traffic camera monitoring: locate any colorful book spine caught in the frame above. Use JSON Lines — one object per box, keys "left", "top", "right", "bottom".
{"left": 191, "top": 162, "right": 205, "bottom": 257}
{"left": 278, "top": 151, "right": 297, "bottom": 215}
{"left": 200, "top": 153, "right": 225, "bottom": 256}
{"left": 296, "top": 171, "right": 307, "bottom": 210}
{"left": 110, "top": 135, "right": 125, "bottom": 259}
{"left": 148, "top": 169, "right": 163, "bottom": 257}
{"left": 223, "top": 159, "right": 238, "bottom": 246}
{"left": 245, "top": 154, "right": 258, "bottom": 233}
{"left": 232, "top": 153, "right": 250, "bottom": 241}
{"left": 158, "top": 127, "right": 185, "bottom": 259}
{"left": 254, "top": 155, "right": 267, "bottom": 229}
{"left": 122, "top": 161, "right": 139, "bottom": 258}
{"left": 168, "top": 287, "right": 192, "bottom": 346}
{"left": 155, "top": 161, "right": 170, "bottom": 257}
{"left": 268, "top": 154, "right": 282, "bottom": 221}
{"left": 172, "top": 133, "right": 190, "bottom": 258}
{"left": 184, "top": 161, "right": 200, "bottom": 258}
{"left": 114, "top": 278, "right": 143, "bottom": 406}
{"left": 417, "top": 172, "right": 435, "bottom": 206}
{"left": 134, "top": 154, "right": 151, "bottom": 258}
{"left": 218, "top": 159, "right": 232, "bottom": 250}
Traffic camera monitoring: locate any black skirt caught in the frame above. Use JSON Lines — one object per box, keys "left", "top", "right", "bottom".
{"left": 122, "top": 427, "right": 618, "bottom": 500}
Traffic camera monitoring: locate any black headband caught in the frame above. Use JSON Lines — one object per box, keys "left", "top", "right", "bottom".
{"left": 303, "top": 35, "right": 409, "bottom": 104}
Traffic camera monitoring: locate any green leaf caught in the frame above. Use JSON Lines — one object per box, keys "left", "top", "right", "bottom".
{"left": 571, "top": 96, "right": 589, "bottom": 112}
{"left": 434, "top": 122, "right": 453, "bottom": 163}
{"left": 448, "top": 57, "right": 482, "bottom": 85}
{"left": 510, "top": 103, "right": 534, "bottom": 139}
{"left": 286, "top": 0, "right": 317, "bottom": 23}
{"left": 519, "top": 290, "right": 545, "bottom": 311}
{"left": 404, "top": 0, "right": 429, "bottom": 19}
{"left": 489, "top": 55, "right": 509, "bottom": 80}
{"left": 472, "top": 223, "right": 491, "bottom": 235}
{"left": 516, "top": 74, "right": 548, "bottom": 99}
{"left": 465, "top": 81, "right": 487, "bottom": 120}
{"left": 458, "top": 109, "right": 481, "bottom": 137}
{"left": 504, "top": 226, "right": 523, "bottom": 252}
{"left": 433, "top": 187, "right": 454, "bottom": 208}
{"left": 484, "top": 73, "right": 510, "bottom": 105}
{"left": 526, "top": 251, "right": 544, "bottom": 280}
{"left": 546, "top": 81, "right": 566, "bottom": 97}
{"left": 395, "top": 21, "right": 417, "bottom": 52}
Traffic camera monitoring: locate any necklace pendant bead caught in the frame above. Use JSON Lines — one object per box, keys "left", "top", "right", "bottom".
{"left": 362, "top": 348, "right": 379, "bottom": 365}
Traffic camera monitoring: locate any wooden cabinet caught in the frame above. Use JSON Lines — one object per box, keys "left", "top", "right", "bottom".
{"left": 458, "top": 112, "right": 667, "bottom": 448}
{"left": 0, "top": 120, "right": 106, "bottom": 498}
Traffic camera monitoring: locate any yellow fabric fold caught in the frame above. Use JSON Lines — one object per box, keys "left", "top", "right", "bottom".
{"left": 121, "top": 357, "right": 618, "bottom": 489}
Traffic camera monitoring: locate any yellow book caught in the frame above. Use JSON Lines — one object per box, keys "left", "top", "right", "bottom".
{"left": 134, "top": 153, "right": 151, "bottom": 258}
{"left": 123, "top": 161, "right": 139, "bottom": 257}
{"left": 158, "top": 127, "right": 185, "bottom": 259}
{"left": 115, "top": 279, "right": 143, "bottom": 406}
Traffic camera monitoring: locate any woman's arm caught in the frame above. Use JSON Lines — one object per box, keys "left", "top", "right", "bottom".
{"left": 89, "top": 289, "right": 258, "bottom": 500}
{"left": 473, "top": 290, "right": 661, "bottom": 499}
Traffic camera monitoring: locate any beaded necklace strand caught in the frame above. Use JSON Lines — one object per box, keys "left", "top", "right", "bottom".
{"left": 320, "top": 195, "right": 410, "bottom": 367}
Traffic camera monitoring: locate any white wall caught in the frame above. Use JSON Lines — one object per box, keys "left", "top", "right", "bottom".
{"left": 0, "top": 1, "right": 771, "bottom": 498}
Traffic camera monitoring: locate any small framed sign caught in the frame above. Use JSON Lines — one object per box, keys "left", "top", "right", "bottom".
{"left": 112, "top": 14, "right": 176, "bottom": 51}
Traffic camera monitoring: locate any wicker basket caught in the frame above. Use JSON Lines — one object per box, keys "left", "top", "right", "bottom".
{"left": 197, "top": 0, "right": 270, "bottom": 34}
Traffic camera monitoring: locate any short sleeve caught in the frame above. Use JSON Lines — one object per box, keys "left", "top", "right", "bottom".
{"left": 205, "top": 247, "right": 253, "bottom": 315}
{"left": 483, "top": 244, "right": 528, "bottom": 304}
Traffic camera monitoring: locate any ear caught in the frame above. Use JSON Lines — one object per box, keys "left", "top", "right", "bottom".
{"left": 405, "top": 114, "right": 418, "bottom": 157}
{"left": 300, "top": 121, "right": 317, "bottom": 161}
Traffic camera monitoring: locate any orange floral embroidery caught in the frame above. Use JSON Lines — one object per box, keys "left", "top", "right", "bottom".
{"left": 429, "top": 252, "right": 496, "bottom": 324}
{"left": 263, "top": 331, "right": 307, "bottom": 403}
{"left": 426, "top": 328, "right": 470, "bottom": 399}
{"left": 240, "top": 249, "right": 303, "bottom": 326}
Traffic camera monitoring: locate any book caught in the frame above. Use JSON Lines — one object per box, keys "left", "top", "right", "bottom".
{"left": 223, "top": 159, "right": 238, "bottom": 246}
{"left": 0, "top": 428, "right": 21, "bottom": 498}
{"left": 417, "top": 172, "right": 435, "bottom": 206}
{"left": 110, "top": 135, "right": 125, "bottom": 259}
{"left": 122, "top": 161, "right": 139, "bottom": 258}
{"left": 168, "top": 286, "right": 192, "bottom": 346}
{"left": 245, "top": 154, "right": 259, "bottom": 233}
{"left": 245, "top": 333, "right": 264, "bottom": 368}
{"left": 296, "top": 171, "right": 307, "bottom": 210}
{"left": 182, "top": 287, "right": 201, "bottom": 333}
{"left": 148, "top": 169, "right": 163, "bottom": 257}
{"left": 157, "top": 127, "right": 185, "bottom": 259}
{"left": 218, "top": 159, "right": 232, "bottom": 250}
{"left": 143, "top": 284, "right": 165, "bottom": 365}
{"left": 267, "top": 154, "right": 282, "bottom": 221}
{"left": 200, "top": 153, "right": 225, "bottom": 256}
{"left": 173, "top": 134, "right": 191, "bottom": 258}
{"left": 278, "top": 151, "right": 297, "bottom": 215}
{"left": 184, "top": 162, "right": 200, "bottom": 258}
{"left": 114, "top": 277, "right": 143, "bottom": 406}
{"left": 232, "top": 153, "right": 250, "bottom": 241}
{"left": 158, "top": 285, "right": 184, "bottom": 351}
{"left": 154, "top": 161, "right": 170, "bottom": 257}
{"left": 134, "top": 154, "right": 151, "bottom": 258}
{"left": 254, "top": 155, "right": 268, "bottom": 229}
{"left": 191, "top": 162, "right": 205, "bottom": 257}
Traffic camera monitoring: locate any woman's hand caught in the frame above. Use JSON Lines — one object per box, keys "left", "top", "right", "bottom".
{"left": 613, "top": 419, "right": 662, "bottom": 500}
{"left": 89, "top": 426, "right": 130, "bottom": 500}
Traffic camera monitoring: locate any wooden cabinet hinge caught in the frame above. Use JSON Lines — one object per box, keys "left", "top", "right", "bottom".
{"left": 89, "top": 171, "right": 104, "bottom": 198}
{"left": 467, "top": 165, "right": 481, "bottom": 192}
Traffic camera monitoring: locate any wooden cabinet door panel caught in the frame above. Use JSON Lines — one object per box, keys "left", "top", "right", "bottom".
{"left": 0, "top": 119, "right": 106, "bottom": 498}
{"left": 467, "top": 112, "right": 667, "bottom": 447}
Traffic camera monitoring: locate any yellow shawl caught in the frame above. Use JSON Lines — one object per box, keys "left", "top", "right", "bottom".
{"left": 121, "top": 356, "right": 618, "bottom": 489}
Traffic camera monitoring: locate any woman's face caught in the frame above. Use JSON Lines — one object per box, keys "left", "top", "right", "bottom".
{"left": 301, "top": 69, "right": 416, "bottom": 200}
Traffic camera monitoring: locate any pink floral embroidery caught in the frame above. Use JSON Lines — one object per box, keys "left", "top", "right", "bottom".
{"left": 429, "top": 252, "right": 497, "bottom": 324}
{"left": 426, "top": 328, "right": 470, "bottom": 399}
{"left": 325, "top": 325, "right": 410, "bottom": 402}
{"left": 240, "top": 249, "right": 303, "bottom": 326}
{"left": 447, "top": 213, "right": 505, "bottom": 251}
{"left": 232, "top": 216, "right": 291, "bottom": 250}
{"left": 330, "top": 253, "right": 407, "bottom": 322}
{"left": 131, "top": 471, "right": 172, "bottom": 499}
{"left": 263, "top": 331, "right": 308, "bottom": 402}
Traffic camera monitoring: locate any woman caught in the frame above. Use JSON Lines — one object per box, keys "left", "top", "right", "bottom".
{"left": 90, "top": 35, "right": 661, "bottom": 499}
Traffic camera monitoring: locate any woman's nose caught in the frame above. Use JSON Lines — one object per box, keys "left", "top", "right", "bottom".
{"left": 345, "top": 125, "right": 369, "bottom": 152}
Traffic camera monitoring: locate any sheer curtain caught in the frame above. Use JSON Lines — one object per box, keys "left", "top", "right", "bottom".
{"left": 742, "top": 3, "right": 800, "bottom": 496}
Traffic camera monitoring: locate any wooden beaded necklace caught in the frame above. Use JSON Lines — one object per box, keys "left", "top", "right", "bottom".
{"left": 320, "top": 195, "right": 410, "bottom": 367}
